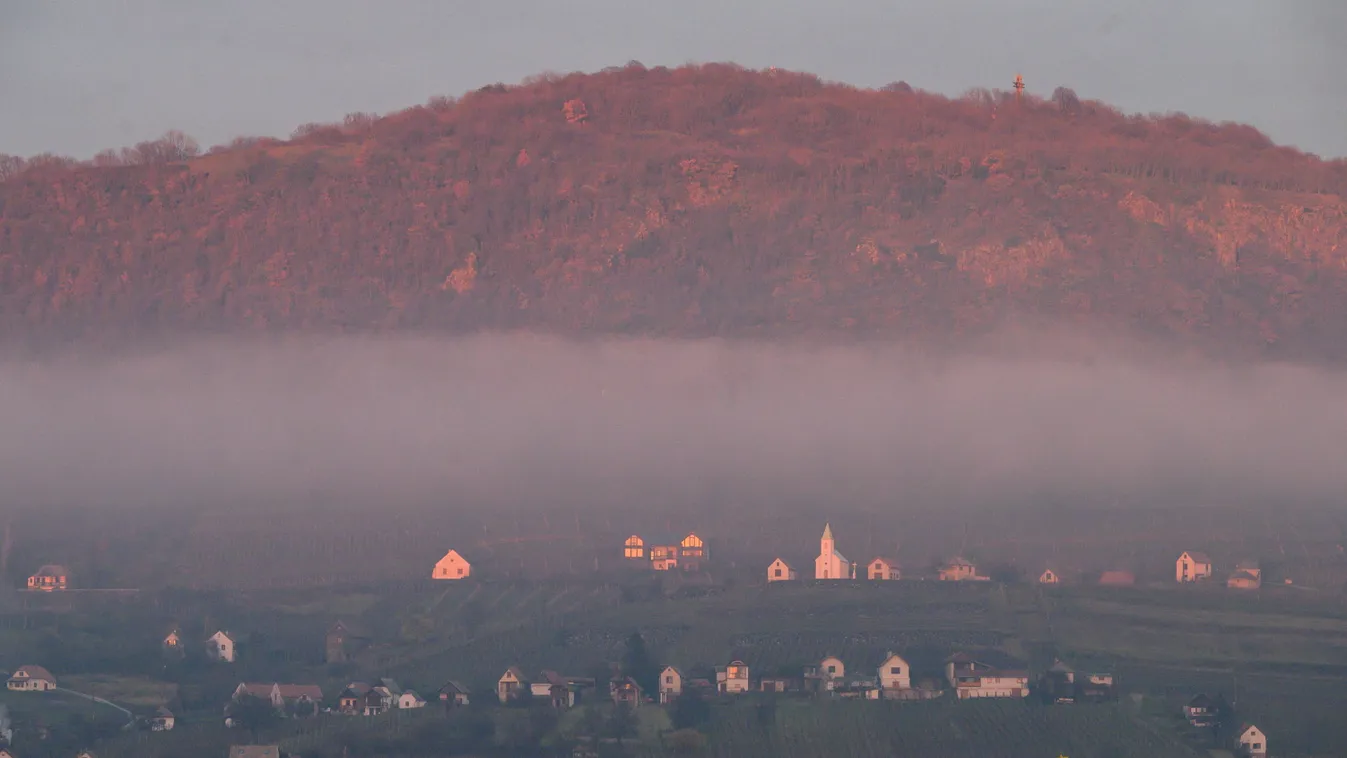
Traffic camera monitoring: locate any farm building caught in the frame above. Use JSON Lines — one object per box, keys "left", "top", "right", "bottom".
{"left": 207, "top": 630, "right": 237, "bottom": 662}
{"left": 497, "top": 667, "right": 528, "bottom": 703}
{"left": 609, "top": 677, "right": 642, "bottom": 706}
{"left": 939, "top": 557, "right": 984, "bottom": 581}
{"left": 1228, "top": 561, "right": 1262, "bottom": 589}
{"left": 1038, "top": 569, "right": 1061, "bottom": 584}
{"left": 623, "top": 535, "right": 645, "bottom": 559}
{"left": 436, "top": 681, "right": 470, "bottom": 707}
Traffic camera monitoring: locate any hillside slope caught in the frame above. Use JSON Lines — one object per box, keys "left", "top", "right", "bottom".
{"left": 3, "top": 63, "right": 1347, "bottom": 358}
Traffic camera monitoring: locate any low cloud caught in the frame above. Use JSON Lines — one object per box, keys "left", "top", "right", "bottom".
{"left": 1, "top": 332, "right": 1344, "bottom": 513}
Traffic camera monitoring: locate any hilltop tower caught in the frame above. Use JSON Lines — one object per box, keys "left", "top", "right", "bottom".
{"left": 1013, "top": 74, "right": 1025, "bottom": 104}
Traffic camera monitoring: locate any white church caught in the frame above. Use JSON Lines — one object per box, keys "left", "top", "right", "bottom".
{"left": 815, "top": 523, "right": 854, "bottom": 579}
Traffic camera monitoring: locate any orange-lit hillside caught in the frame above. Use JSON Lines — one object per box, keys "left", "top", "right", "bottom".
{"left": 2, "top": 63, "right": 1346, "bottom": 358}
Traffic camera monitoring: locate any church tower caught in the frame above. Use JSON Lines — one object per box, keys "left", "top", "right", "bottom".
{"left": 821, "top": 523, "right": 834, "bottom": 558}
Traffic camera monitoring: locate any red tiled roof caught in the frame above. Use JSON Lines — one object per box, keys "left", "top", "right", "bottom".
{"left": 12, "top": 665, "right": 55, "bottom": 682}
{"left": 276, "top": 684, "right": 322, "bottom": 700}
{"left": 32, "top": 565, "right": 69, "bottom": 577}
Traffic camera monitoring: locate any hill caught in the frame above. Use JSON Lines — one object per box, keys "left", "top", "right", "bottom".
{"left": 3, "top": 63, "right": 1347, "bottom": 358}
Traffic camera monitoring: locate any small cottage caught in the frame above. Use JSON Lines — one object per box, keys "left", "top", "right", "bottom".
{"left": 623, "top": 535, "right": 645, "bottom": 560}
{"left": 26, "top": 564, "right": 69, "bottom": 591}
{"left": 759, "top": 676, "right": 794, "bottom": 693}
{"left": 497, "top": 667, "right": 528, "bottom": 703}
{"left": 1236, "top": 723, "right": 1267, "bottom": 756}
{"left": 680, "top": 533, "right": 707, "bottom": 566}
{"left": 819, "top": 656, "right": 845, "bottom": 683}
{"left": 1038, "top": 569, "right": 1061, "bottom": 585}
{"left": 1176, "top": 551, "right": 1213, "bottom": 583}
{"left": 397, "top": 691, "right": 426, "bottom": 709}
{"left": 646, "top": 535, "right": 681, "bottom": 571}
{"left": 1184, "top": 694, "right": 1215, "bottom": 727}
{"left": 939, "top": 557, "right": 980, "bottom": 581}
{"left": 163, "top": 628, "right": 181, "bottom": 649}
{"left": 868, "top": 557, "right": 901, "bottom": 581}
{"left": 877, "top": 652, "right": 911, "bottom": 692}
{"left": 436, "top": 681, "right": 470, "bottom": 707}
{"left": 1227, "top": 561, "right": 1262, "bottom": 590}
{"left": 717, "top": 661, "right": 750, "bottom": 694}
{"left": 7, "top": 665, "right": 56, "bottom": 691}
{"left": 207, "top": 630, "right": 237, "bottom": 663}
{"left": 431, "top": 549, "right": 471, "bottom": 580}
{"left": 338, "top": 683, "right": 369, "bottom": 715}
{"left": 767, "top": 558, "right": 797, "bottom": 582}
{"left": 658, "top": 666, "right": 683, "bottom": 704}
{"left": 609, "top": 677, "right": 643, "bottom": 707}
{"left": 149, "top": 706, "right": 175, "bottom": 731}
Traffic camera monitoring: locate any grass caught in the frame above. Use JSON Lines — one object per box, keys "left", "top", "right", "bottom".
{"left": 61, "top": 674, "right": 177, "bottom": 708}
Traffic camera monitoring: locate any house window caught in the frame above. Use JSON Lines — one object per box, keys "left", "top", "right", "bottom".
{"left": 773, "top": 568, "right": 782, "bottom": 577}
{"left": 1251, "top": 744, "right": 1261, "bottom": 750}
{"left": 456, "top": 568, "right": 464, "bottom": 576}
{"left": 827, "top": 665, "right": 836, "bottom": 674}
{"left": 890, "top": 667, "right": 901, "bottom": 674}
{"left": 665, "top": 676, "right": 673, "bottom": 684}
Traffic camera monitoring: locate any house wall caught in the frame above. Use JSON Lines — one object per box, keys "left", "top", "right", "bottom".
{"left": 878, "top": 658, "right": 911, "bottom": 690}
{"left": 433, "top": 553, "right": 471, "bottom": 579}
{"left": 767, "top": 560, "right": 795, "bottom": 582}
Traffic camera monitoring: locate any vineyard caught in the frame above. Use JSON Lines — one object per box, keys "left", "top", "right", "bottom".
{"left": 693, "top": 698, "right": 1201, "bottom": 758}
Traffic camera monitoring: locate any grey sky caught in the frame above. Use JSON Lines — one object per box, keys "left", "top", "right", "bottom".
{"left": 2, "top": 0, "right": 1345, "bottom": 159}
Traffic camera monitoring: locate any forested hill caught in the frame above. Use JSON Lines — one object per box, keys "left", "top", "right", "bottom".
{"left": 3, "top": 63, "right": 1347, "bottom": 358}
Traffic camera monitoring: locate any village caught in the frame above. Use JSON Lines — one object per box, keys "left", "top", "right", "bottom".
{"left": 1, "top": 523, "right": 1285, "bottom": 758}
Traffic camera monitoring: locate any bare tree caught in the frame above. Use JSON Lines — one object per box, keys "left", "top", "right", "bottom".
{"left": 1051, "top": 87, "right": 1082, "bottom": 116}
{"left": 342, "top": 112, "right": 377, "bottom": 134}
{"left": 93, "top": 149, "right": 126, "bottom": 167}
{"left": 0, "top": 154, "right": 25, "bottom": 181}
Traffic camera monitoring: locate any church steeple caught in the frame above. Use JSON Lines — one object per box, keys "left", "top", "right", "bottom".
{"left": 821, "top": 522, "right": 834, "bottom": 558}
{"left": 822, "top": 523, "right": 833, "bottom": 541}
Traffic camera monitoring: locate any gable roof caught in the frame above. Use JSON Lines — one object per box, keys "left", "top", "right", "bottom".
{"left": 1181, "top": 551, "right": 1212, "bottom": 564}
{"left": 661, "top": 665, "right": 684, "bottom": 678}
{"left": 12, "top": 664, "right": 55, "bottom": 682}
{"left": 1187, "top": 693, "right": 1213, "bottom": 708}
{"left": 32, "top": 564, "right": 69, "bottom": 577}
{"left": 1229, "top": 570, "right": 1260, "bottom": 582}
{"left": 209, "top": 629, "right": 235, "bottom": 642}
{"left": 500, "top": 666, "right": 527, "bottom": 682}
{"left": 945, "top": 556, "right": 975, "bottom": 567}
{"left": 822, "top": 523, "right": 834, "bottom": 541}
{"left": 438, "top": 680, "right": 469, "bottom": 695}
{"left": 1238, "top": 723, "right": 1262, "bottom": 737}
{"left": 538, "top": 670, "right": 568, "bottom": 686}
{"left": 645, "top": 533, "right": 680, "bottom": 547}
{"left": 155, "top": 706, "right": 175, "bottom": 718}
{"left": 1235, "top": 560, "right": 1260, "bottom": 570}
{"left": 869, "top": 556, "right": 900, "bottom": 566}
{"left": 400, "top": 690, "right": 426, "bottom": 704}
{"left": 275, "top": 684, "right": 322, "bottom": 700}
{"left": 436, "top": 549, "right": 469, "bottom": 565}
{"left": 878, "top": 651, "right": 909, "bottom": 666}
{"left": 769, "top": 557, "right": 794, "bottom": 570}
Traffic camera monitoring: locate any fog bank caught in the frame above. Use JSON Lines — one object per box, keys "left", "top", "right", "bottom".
{"left": 1, "top": 333, "right": 1344, "bottom": 511}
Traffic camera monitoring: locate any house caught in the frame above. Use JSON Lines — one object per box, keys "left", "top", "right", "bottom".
{"left": 658, "top": 666, "right": 683, "bottom": 704}
{"left": 232, "top": 683, "right": 322, "bottom": 717}
{"left": 1079, "top": 672, "right": 1115, "bottom": 702}
{"left": 815, "top": 523, "right": 853, "bottom": 579}
{"left": 716, "top": 660, "right": 750, "bottom": 694}
{"left": 939, "top": 557, "right": 982, "bottom": 581}
{"left": 680, "top": 533, "right": 707, "bottom": 564}
{"left": 944, "top": 653, "right": 1030, "bottom": 699}
{"left": 646, "top": 535, "right": 681, "bottom": 571}
{"left": 26, "top": 564, "right": 69, "bottom": 591}
{"left": 833, "top": 678, "right": 881, "bottom": 700}
{"left": 767, "top": 558, "right": 797, "bottom": 582}
{"left": 1228, "top": 561, "right": 1262, "bottom": 590}
{"left": 497, "top": 667, "right": 528, "bottom": 703}
{"left": 531, "top": 671, "right": 584, "bottom": 709}
{"left": 1176, "top": 551, "right": 1213, "bottom": 582}
{"left": 759, "top": 676, "right": 794, "bottom": 693}
{"left": 1098, "top": 570, "right": 1135, "bottom": 587}
{"left": 623, "top": 534, "right": 645, "bottom": 560}
{"left": 877, "top": 652, "right": 911, "bottom": 692}
{"left": 207, "top": 630, "right": 237, "bottom": 662}
{"left": 149, "top": 706, "right": 175, "bottom": 731}
{"left": 361, "top": 688, "right": 389, "bottom": 716}
{"left": 868, "top": 557, "right": 901, "bottom": 581}
{"left": 436, "top": 681, "right": 471, "bottom": 707}
{"left": 228, "top": 748, "right": 281, "bottom": 758}
{"left": 163, "top": 628, "right": 181, "bottom": 650}
{"left": 7, "top": 665, "right": 56, "bottom": 691}
{"left": 1038, "top": 569, "right": 1061, "bottom": 585}
{"left": 1236, "top": 723, "right": 1267, "bottom": 756}
{"left": 0, "top": 750, "right": 14, "bottom": 758}
{"left": 818, "top": 656, "right": 845, "bottom": 686}
{"left": 609, "top": 677, "right": 642, "bottom": 707}
{"left": 1184, "top": 694, "right": 1215, "bottom": 727}
{"left": 398, "top": 691, "right": 426, "bottom": 709}
{"left": 1040, "top": 660, "right": 1076, "bottom": 704}
{"left": 431, "top": 549, "right": 471, "bottom": 580}
{"left": 338, "top": 683, "right": 369, "bottom": 715}
{"left": 325, "top": 620, "right": 369, "bottom": 663}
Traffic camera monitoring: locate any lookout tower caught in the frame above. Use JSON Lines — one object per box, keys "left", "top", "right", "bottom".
{"left": 1013, "top": 74, "right": 1025, "bottom": 103}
